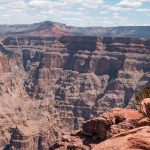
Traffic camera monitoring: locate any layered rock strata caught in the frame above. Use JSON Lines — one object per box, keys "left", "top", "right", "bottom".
{"left": 0, "top": 36, "right": 150, "bottom": 149}
{"left": 49, "top": 107, "right": 150, "bottom": 150}
{"left": 0, "top": 21, "right": 150, "bottom": 38}
{"left": 55, "top": 99, "right": 150, "bottom": 150}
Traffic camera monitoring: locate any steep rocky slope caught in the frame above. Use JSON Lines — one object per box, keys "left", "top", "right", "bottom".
{"left": 0, "top": 21, "right": 150, "bottom": 38}
{"left": 0, "top": 36, "right": 150, "bottom": 149}
{"left": 53, "top": 99, "right": 150, "bottom": 150}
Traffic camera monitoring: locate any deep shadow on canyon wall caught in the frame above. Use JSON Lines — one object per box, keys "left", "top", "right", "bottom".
{"left": 0, "top": 36, "right": 150, "bottom": 149}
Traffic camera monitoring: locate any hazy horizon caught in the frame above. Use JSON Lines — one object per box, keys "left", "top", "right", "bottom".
{"left": 0, "top": 20, "right": 150, "bottom": 28}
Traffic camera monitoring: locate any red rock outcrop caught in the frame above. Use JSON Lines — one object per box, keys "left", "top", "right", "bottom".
{"left": 51, "top": 107, "right": 150, "bottom": 150}
{"left": 141, "top": 98, "right": 150, "bottom": 116}
{"left": 93, "top": 126, "right": 150, "bottom": 150}
{"left": 82, "top": 108, "right": 144, "bottom": 140}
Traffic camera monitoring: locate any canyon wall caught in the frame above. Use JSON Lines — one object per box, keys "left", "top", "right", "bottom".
{"left": 0, "top": 36, "right": 150, "bottom": 149}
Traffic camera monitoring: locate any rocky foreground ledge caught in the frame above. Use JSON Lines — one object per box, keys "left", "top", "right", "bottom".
{"left": 50, "top": 98, "right": 150, "bottom": 150}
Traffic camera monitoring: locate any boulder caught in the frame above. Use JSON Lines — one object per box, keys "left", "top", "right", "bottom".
{"left": 82, "top": 108, "right": 144, "bottom": 141}
{"left": 141, "top": 98, "right": 150, "bottom": 116}
{"left": 93, "top": 126, "right": 150, "bottom": 150}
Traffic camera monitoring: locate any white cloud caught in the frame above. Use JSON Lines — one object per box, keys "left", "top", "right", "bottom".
{"left": 117, "top": 0, "right": 143, "bottom": 8}
{"left": 136, "top": 8, "right": 150, "bottom": 12}
{"left": 116, "top": 0, "right": 150, "bottom": 8}
{"left": 101, "top": 0, "right": 150, "bottom": 14}
{"left": 28, "top": 0, "right": 104, "bottom": 9}
{"left": 0, "top": 0, "right": 149, "bottom": 26}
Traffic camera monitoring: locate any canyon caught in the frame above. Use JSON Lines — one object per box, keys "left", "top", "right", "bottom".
{"left": 0, "top": 35, "right": 150, "bottom": 149}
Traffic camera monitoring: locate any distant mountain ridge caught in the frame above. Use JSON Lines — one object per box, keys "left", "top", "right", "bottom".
{"left": 0, "top": 21, "right": 150, "bottom": 38}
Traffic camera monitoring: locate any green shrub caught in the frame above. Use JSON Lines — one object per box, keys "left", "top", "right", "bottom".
{"left": 135, "top": 86, "right": 150, "bottom": 104}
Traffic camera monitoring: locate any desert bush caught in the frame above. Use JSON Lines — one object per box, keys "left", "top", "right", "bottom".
{"left": 135, "top": 86, "right": 150, "bottom": 104}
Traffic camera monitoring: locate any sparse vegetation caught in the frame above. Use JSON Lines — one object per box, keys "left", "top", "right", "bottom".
{"left": 135, "top": 86, "right": 150, "bottom": 104}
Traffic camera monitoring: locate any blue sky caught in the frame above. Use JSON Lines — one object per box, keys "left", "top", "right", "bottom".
{"left": 0, "top": 0, "right": 149, "bottom": 27}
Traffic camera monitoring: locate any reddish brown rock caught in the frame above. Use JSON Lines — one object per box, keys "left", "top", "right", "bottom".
{"left": 141, "top": 98, "right": 150, "bottom": 116}
{"left": 52, "top": 108, "right": 148, "bottom": 150}
{"left": 93, "top": 126, "right": 150, "bottom": 150}
{"left": 0, "top": 36, "right": 150, "bottom": 149}
{"left": 82, "top": 108, "right": 144, "bottom": 141}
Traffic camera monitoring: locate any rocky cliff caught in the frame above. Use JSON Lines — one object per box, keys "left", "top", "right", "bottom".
{"left": 0, "top": 36, "right": 150, "bottom": 149}
{"left": 52, "top": 98, "right": 150, "bottom": 150}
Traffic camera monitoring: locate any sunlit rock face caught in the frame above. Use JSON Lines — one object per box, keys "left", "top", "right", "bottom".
{"left": 0, "top": 36, "right": 150, "bottom": 149}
